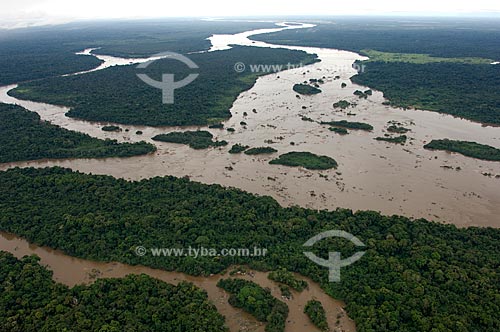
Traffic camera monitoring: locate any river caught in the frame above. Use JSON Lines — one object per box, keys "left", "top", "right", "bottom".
{"left": 0, "top": 20, "right": 499, "bottom": 331}
{"left": 0, "top": 22, "right": 499, "bottom": 227}
{"left": 0, "top": 231, "right": 355, "bottom": 332}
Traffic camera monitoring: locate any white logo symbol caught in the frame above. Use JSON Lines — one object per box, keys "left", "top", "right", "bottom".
{"left": 136, "top": 52, "right": 199, "bottom": 104}
{"left": 303, "top": 230, "right": 366, "bottom": 282}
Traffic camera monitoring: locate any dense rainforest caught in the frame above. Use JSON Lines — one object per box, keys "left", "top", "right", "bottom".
{"left": 351, "top": 62, "right": 500, "bottom": 124}
{"left": 0, "top": 251, "right": 227, "bottom": 331}
{"left": 0, "top": 103, "right": 156, "bottom": 163}
{"left": 10, "top": 46, "right": 318, "bottom": 126}
{"left": 251, "top": 18, "right": 500, "bottom": 59}
{"left": 0, "top": 167, "right": 498, "bottom": 332}
{"left": 0, "top": 20, "right": 275, "bottom": 85}
{"left": 252, "top": 18, "right": 500, "bottom": 125}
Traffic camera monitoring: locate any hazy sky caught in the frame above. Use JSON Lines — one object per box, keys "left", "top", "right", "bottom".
{"left": 1, "top": 0, "right": 500, "bottom": 28}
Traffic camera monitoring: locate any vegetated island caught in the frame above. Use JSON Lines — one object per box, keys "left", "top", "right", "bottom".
{"left": 269, "top": 151, "right": 338, "bottom": 170}
{"left": 0, "top": 103, "right": 156, "bottom": 163}
{"left": 387, "top": 124, "right": 410, "bottom": 133}
{"left": 217, "top": 278, "right": 288, "bottom": 332}
{"left": 0, "top": 252, "right": 226, "bottom": 331}
{"left": 268, "top": 268, "right": 308, "bottom": 292}
{"left": 424, "top": 139, "right": 500, "bottom": 161}
{"left": 0, "top": 167, "right": 499, "bottom": 332}
{"left": 228, "top": 143, "right": 250, "bottom": 154}
{"left": 152, "top": 131, "right": 228, "bottom": 150}
{"left": 329, "top": 127, "right": 349, "bottom": 135}
{"left": 353, "top": 89, "right": 372, "bottom": 99}
{"left": 293, "top": 84, "right": 322, "bottom": 95}
{"left": 244, "top": 147, "right": 278, "bottom": 155}
{"left": 321, "top": 120, "right": 373, "bottom": 131}
{"left": 101, "top": 125, "right": 121, "bottom": 132}
{"left": 375, "top": 135, "right": 408, "bottom": 145}
{"left": 304, "top": 300, "right": 329, "bottom": 332}
{"left": 333, "top": 100, "right": 354, "bottom": 109}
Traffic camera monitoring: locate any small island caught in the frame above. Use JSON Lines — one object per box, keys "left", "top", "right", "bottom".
{"left": 353, "top": 89, "right": 372, "bottom": 99}
{"left": 387, "top": 124, "right": 410, "bottom": 133}
{"left": 269, "top": 151, "right": 338, "bottom": 170}
{"left": 217, "top": 278, "right": 288, "bottom": 332}
{"left": 228, "top": 143, "right": 249, "bottom": 154}
{"left": 101, "top": 125, "right": 121, "bottom": 132}
{"left": 333, "top": 100, "right": 354, "bottom": 109}
{"left": 152, "top": 130, "right": 228, "bottom": 150}
{"left": 268, "top": 268, "right": 308, "bottom": 292}
{"left": 293, "top": 83, "right": 322, "bottom": 95}
{"left": 375, "top": 135, "right": 408, "bottom": 144}
{"left": 329, "top": 127, "right": 349, "bottom": 135}
{"left": 304, "top": 300, "right": 329, "bottom": 332}
{"left": 424, "top": 139, "right": 500, "bottom": 161}
{"left": 321, "top": 120, "right": 373, "bottom": 131}
{"left": 244, "top": 147, "right": 278, "bottom": 155}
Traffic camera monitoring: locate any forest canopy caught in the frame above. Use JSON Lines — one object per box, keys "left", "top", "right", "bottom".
{"left": 0, "top": 251, "right": 227, "bottom": 332}
{"left": 0, "top": 103, "right": 156, "bottom": 163}
{"left": 10, "top": 47, "right": 318, "bottom": 126}
{"left": 0, "top": 167, "right": 498, "bottom": 332}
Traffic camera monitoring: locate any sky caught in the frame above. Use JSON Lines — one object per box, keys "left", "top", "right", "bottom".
{"left": 1, "top": 0, "right": 500, "bottom": 29}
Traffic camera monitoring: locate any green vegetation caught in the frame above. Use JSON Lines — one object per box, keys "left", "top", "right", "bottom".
{"left": 333, "top": 100, "right": 353, "bottom": 109}
{"left": 0, "top": 103, "right": 156, "bottom": 163}
{"left": 269, "top": 152, "right": 338, "bottom": 170}
{"left": 304, "top": 300, "right": 329, "bottom": 332}
{"left": 268, "top": 268, "right": 308, "bottom": 292}
{"left": 375, "top": 135, "right": 408, "bottom": 145}
{"left": 321, "top": 120, "right": 373, "bottom": 131}
{"left": 424, "top": 139, "right": 500, "bottom": 161}
{"left": 253, "top": 18, "right": 500, "bottom": 125}
{"left": 329, "top": 127, "right": 349, "bottom": 135}
{"left": 353, "top": 89, "right": 372, "bottom": 99}
{"left": 101, "top": 125, "right": 121, "bottom": 132}
{"left": 251, "top": 18, "right": 500, "bottom": 59}
{"left": 279, "top": 285, "right": 292, "bottom": 299}
{"left": 10, "top": 47, "right": 318, "bottom": 126}
{"left": 341, "top": 82, "right": 347, "bottom": 88}
{"left": 152, "top": 131, "right": 227, "bottom": 150}
{"left": 0, "top": 167, "right": 499, "bottom": 331}
{"left": 228, "top": 144, "right": 249, "bottom": 154}
{"left": 244, "top": 147, "right": 278, "bottom": 155}
{"left": 301, "top": 116, "right": 315, "bottom": 122}
{"left": 0, "top": 251, "right": 226, "bottom": 331}
{"left": 0, "top": 20, "right": 276, "bottom": 85}
{"left": 217, "top": 278, "right": 288, "bottom": 332}
{"left": 293, "top": 84, "right": 322, "bottom": 95}
{"left": 387, "top": 124, "right": 410, "bottom": 133}
{"left": 352, "top": 61, "right": 500, "bottom": 124}
{"left": 362, "top": 49, "right": 493, "bottom": 64}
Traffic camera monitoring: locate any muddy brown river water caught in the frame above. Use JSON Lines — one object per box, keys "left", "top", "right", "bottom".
{"left": 0, "top": 22, "right": 499, "bottom": 227}
{"left": 0, "top": 20, "right": 499, "bottom": 331}
{"left": 0, "top": 231, "right": 355, "bottom": 332}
